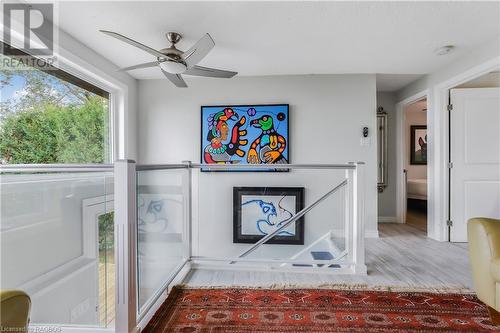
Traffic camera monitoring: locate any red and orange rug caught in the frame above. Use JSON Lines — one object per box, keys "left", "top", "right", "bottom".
{"left": 143, "top": 287, "right": 500, "bottom": 332}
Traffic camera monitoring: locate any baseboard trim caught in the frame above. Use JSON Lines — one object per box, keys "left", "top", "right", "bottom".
{"left": 365, "top": 230, "right": 379, "bottom": 238}
{"left": 378, "top": 216, "right": 398, "bottom": 223}
{"left": 332, "top": 229, "right": 379, "bottom": 238}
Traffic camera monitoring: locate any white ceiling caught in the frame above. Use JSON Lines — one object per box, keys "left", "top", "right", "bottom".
{"left": 376, "top": 74, "right": 424, "bottom": 92}
{"left": 58, "top": 1, "right": 499, "bottom": 91}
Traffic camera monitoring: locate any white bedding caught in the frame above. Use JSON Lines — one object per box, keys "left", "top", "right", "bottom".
{"left": 407, "top": 178, "right": 427, "bottom": 200}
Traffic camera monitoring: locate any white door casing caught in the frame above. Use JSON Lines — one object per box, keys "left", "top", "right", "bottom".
{"left": 82, "top": 196, "right": 114, "bottom": 325}
{"left": 450, "top": 88, "right": 500, "bottom": 242}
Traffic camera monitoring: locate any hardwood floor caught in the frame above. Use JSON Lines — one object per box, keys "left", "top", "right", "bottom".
{"left": 406, "top": 199, "right": 427, "bottom": 231}
{"left": 183, "top": 223, "right": 473, "bottom": 290}
{"left": 406, "top": 209, "right": 427, "bottom": 231}
{"left": 98, "top": 261, "right": 115, "bottom": 327}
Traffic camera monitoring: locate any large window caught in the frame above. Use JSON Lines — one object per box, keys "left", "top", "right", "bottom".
{"left": 0, "top": 45, "right": 111, "bottom": 164}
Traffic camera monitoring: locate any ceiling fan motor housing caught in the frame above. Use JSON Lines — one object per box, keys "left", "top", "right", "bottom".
{"left": 158, "top": 40, "right": 187, "bottom": 74}
{"left": 159, "top": 58, "right": 187, "bottom": 74}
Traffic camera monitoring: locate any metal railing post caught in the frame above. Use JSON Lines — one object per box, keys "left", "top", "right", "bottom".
{"left": 345, "top": 166, "right": 354, "bottom": 268}
{"left": 114, "top": 160, "right": 138, "bottom": 333}
{"left": 352, "top": 162, "right": 367, "bottom": 274}
{"left": 182, "top": 161, "right": 193, "bottom": 260}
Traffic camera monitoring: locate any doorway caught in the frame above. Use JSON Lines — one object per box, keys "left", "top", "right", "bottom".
{"left": 447, "top": 71, "right": 500, "bottom": 242}
{"left": 403, "top": 99, "right": 428, "bottom": 232}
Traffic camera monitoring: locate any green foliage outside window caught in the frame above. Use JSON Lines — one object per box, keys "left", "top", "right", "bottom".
{"left": 0, "top": 54, "right": 110, "bottom": 164}
{"left": 0, "top": 96, "right": 109, "bottom": 163}
{"left": 98, "top": 212, "right": 115, "bottom": 264}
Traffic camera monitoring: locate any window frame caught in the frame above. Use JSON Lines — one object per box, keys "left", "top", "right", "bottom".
{"left": 1, "top": 41, "right": 125, "bottom": 165}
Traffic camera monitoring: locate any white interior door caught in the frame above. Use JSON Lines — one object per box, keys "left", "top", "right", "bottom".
{"left": 450, "top": 88, "right": 500, "bottom": 242}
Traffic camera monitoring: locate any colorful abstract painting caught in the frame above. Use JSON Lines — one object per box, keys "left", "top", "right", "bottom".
{"left": 233, "top": 187, "right": 304, "bottom": 245}
{"left": 201, "top": 104, "right": 289, "bottom": 169}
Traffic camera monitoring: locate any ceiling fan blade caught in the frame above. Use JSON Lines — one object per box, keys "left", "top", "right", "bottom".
{"left": 183, "top": 33, "right": 215, "bottom": 68}
{"left": 184, "top": 65, "right": 237, "bottom": 78}
{"left": 118, "top": 61, "right": 158, "bottom": 72}
{"left": 100, "top": 30, "right": 170, "bottom": 59}
{"left": 161, "top": 69, "right": 188, "bottom": 88}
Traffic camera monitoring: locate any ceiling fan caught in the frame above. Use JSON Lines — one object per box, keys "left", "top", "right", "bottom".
{"left": 99, "top": 30, "right": 237, "bottom": 88}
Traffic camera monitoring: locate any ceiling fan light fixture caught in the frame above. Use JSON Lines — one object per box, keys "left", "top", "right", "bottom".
{"left": 158, "top": 59, "right": 187, "bottom": 74}
{"left": 101, "top": 30, "right": 236, "bottom": 87}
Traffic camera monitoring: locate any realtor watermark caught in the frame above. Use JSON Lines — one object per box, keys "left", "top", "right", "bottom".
{"left": 2, "top": 1, "right": 58, "bottom": 70}
{"left": 0, "top": 326, "right": 61, "bottom": 332}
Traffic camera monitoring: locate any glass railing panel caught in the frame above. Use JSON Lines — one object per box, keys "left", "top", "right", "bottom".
{"left": 191, "top": 166, "right": 349, "bottom": 268}
{"left": 136, "top": 168, "right": 187, "bottom": 314}
{"left": 238, "top": 185, "right": 346, "bottom": 268}
{"left": 0, "top": 170, "right": 114, "bottom": 327}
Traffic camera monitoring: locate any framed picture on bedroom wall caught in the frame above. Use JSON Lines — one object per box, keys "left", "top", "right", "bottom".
{"left": 200, "top": 104, "right": 289, "bottom": 171}
{"left": 410, "top": 125, "right": 427, "bottom": 165}
{"left": 233, "top": 187, "right": 304, "bottom": 245}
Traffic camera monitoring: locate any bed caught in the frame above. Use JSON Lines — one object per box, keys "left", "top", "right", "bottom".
{"left": 407, "top": 178, "right": 427, "bottom": 200}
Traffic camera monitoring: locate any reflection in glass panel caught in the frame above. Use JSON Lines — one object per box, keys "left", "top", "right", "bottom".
{"left": 0, "top": 172, "right": 114, "bottom": 327}
{"left": 137, "top": 169, "right": 186, "bottom": 313}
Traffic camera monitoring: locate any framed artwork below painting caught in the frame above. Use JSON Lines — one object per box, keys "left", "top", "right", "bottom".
{"left": 201, "top": 104, "right": 289, "bottom": 171}
{"left": 233, "top": 187, "right": 305, "bottom": 245}
{"left": 410, "top": 125, "right": 427, "bottom": 165}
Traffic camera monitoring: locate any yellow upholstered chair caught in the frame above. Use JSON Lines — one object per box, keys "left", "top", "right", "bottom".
{"left": 0, "top": 290, "right": 31, "bottom": 331}
{"left": 468, "top": 217, "right": 500, "bottom": 324}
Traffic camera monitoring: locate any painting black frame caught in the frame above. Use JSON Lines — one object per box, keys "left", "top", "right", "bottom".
{"left": 200, "top": 104, "right": 290, "bottom": 172}
{"left": 233, "top": 186, "right": 305, "bottom": 245}
{"left": 410, "top": 125, "right": 427, "bottom": 165}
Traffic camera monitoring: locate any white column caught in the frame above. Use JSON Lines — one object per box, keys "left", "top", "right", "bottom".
{"left": 344, "top": 167, "right": 354, "bottom": 269}
{"left": 114, "top": 160, "right": 138, "bottom": 333}
{"left": 352, "top": 162, "right": 367, "bottom": 274}
{"left": 182, "top": 161, "right": 192, "bottom": 260}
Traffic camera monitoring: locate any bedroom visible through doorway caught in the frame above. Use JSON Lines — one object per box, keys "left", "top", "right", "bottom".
{"left": 404, "top": 98, "right": 428, "bottom": 232}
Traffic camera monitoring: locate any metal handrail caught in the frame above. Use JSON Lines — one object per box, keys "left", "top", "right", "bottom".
{"left": 136, "top": 164, "right": 189, "bottom": 171}
{"left": 0, "top": 163, "right": 114, "bottom": 173}
{"left": 234, "top": 178, "right": 348, "bottom": 261}
{"left": 190, "top": 163, "right": 358, "bottom": 170}
{"left": 135, "top": 162, "right": 361, "bottom": 171}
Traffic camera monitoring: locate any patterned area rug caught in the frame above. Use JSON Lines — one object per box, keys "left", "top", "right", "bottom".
{"left": 143, "top": 287, "right": 500, "bottom": 332}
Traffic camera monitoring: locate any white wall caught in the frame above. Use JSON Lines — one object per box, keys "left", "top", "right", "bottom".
{"left": 376, "top": 92, "right": 397, "bottom": 220}
{"left": 138, "top": 74, "right": 378, "bottom": 249}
